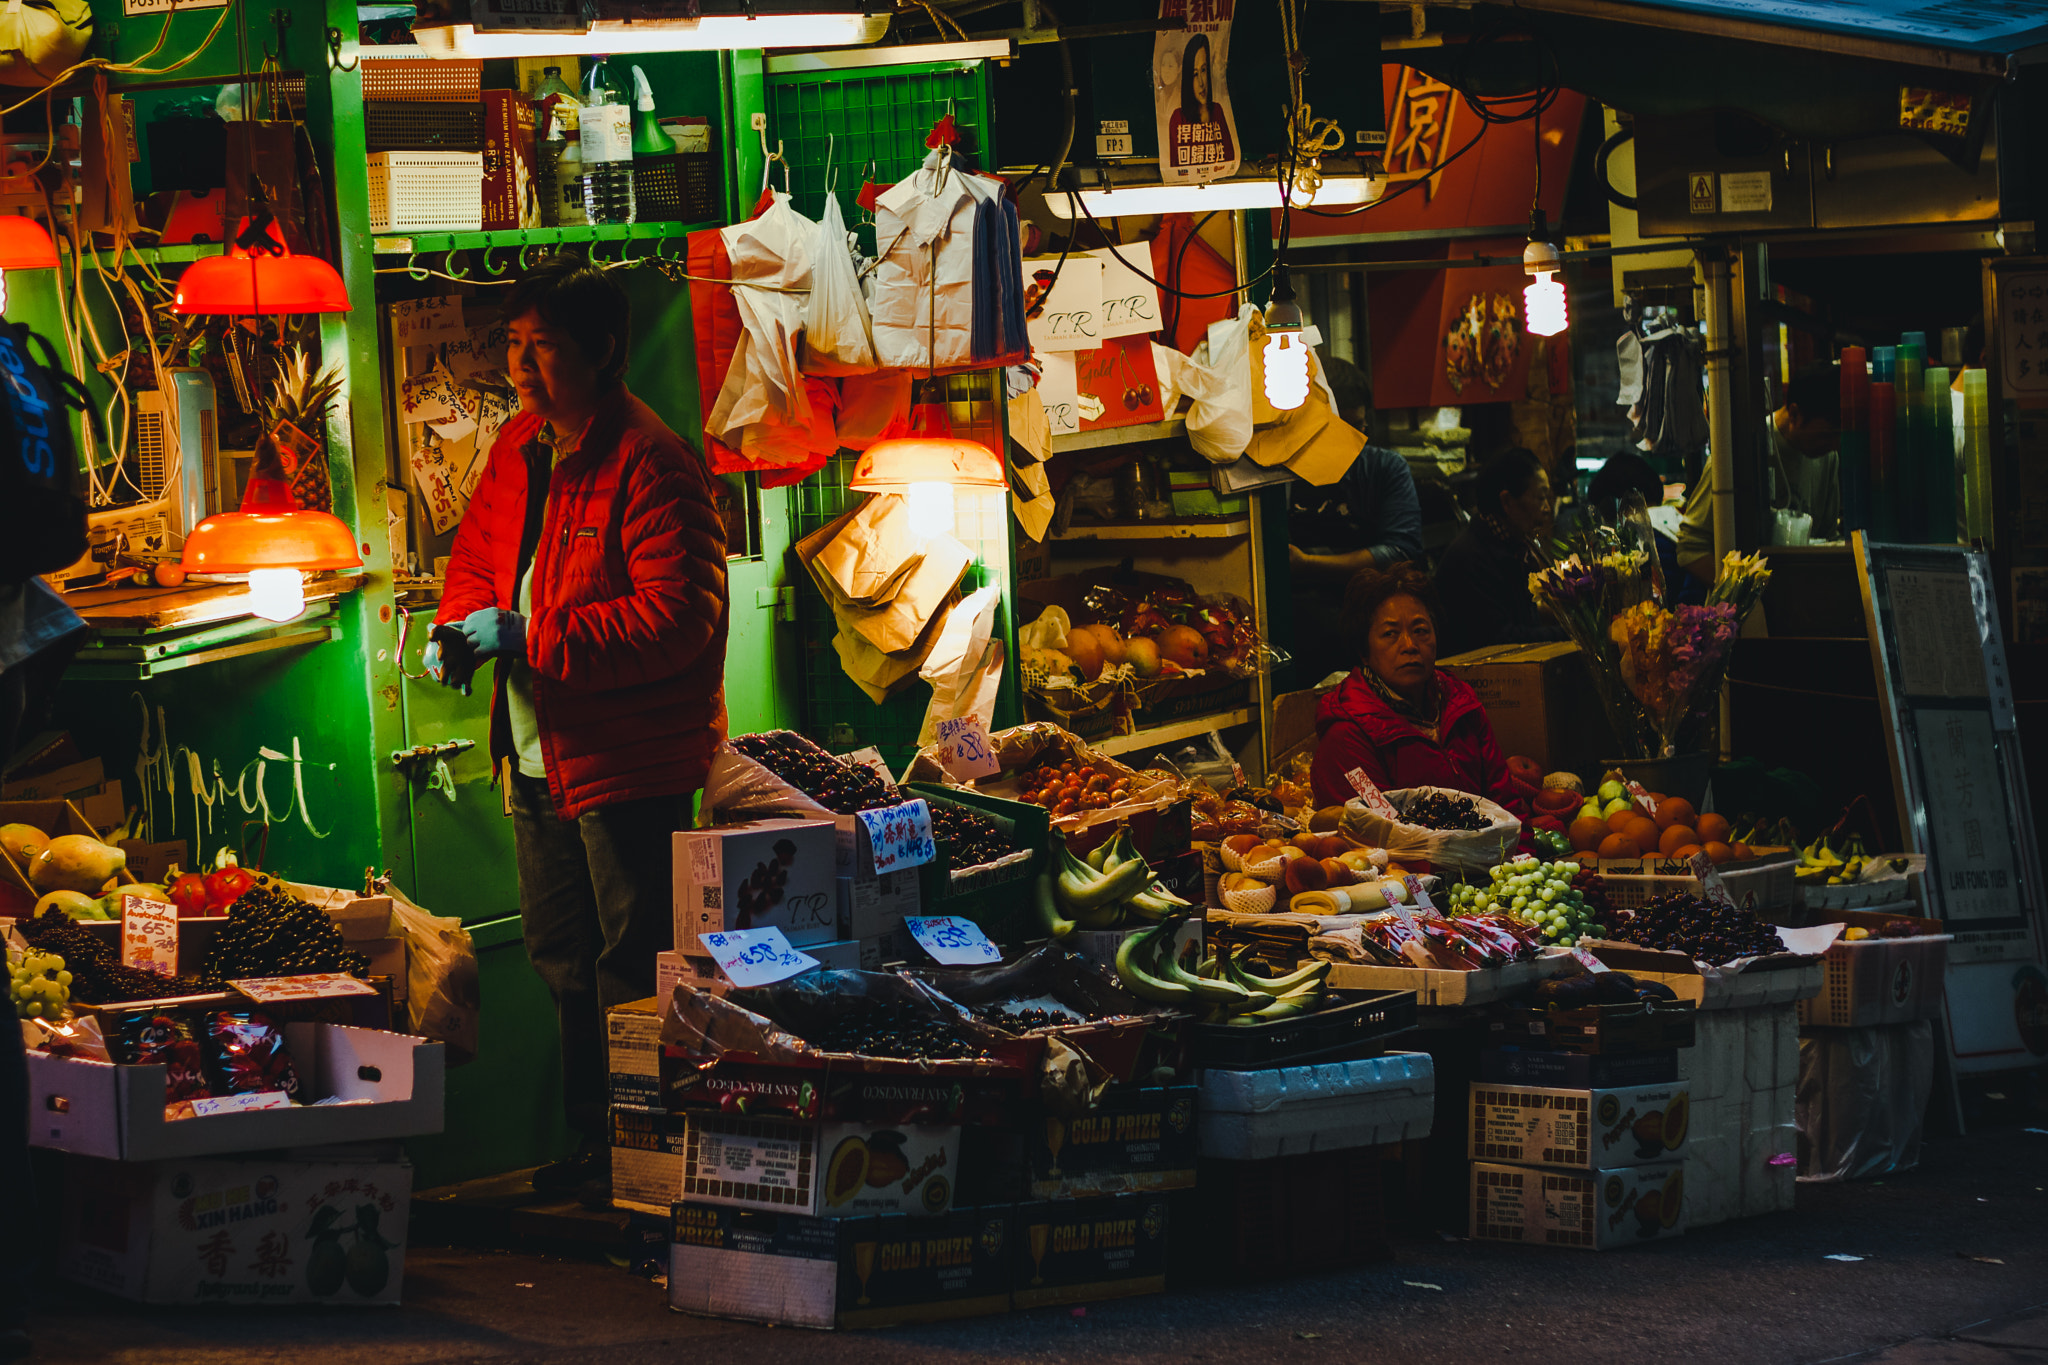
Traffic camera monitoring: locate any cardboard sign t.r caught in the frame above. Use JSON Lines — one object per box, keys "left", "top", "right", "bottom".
{"left": 120, "top": 896, "right": 179, "bottom": 977}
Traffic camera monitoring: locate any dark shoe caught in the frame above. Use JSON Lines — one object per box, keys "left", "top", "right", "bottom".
{"left": 532, "top": 1144, "right": 609, "bottom": 1196}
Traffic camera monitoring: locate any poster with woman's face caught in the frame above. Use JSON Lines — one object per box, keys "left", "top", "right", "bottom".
{"left": 1153, "top": 0, "right": 1240, "bottom": 183}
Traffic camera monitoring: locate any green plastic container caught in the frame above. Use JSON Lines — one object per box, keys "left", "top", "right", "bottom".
{"left": 904, "top": 782, "right": 1049, "bottom": 943}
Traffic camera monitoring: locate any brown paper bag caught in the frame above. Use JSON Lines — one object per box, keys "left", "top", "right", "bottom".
{"left": 848, "top": 535, "right": 972, "bottom": 655}
{"left": 811, "top": 493, "right": 924, "bottom": 607}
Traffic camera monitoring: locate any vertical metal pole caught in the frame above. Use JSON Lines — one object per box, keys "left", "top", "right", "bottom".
{"left": 1701, "top": 248, "right": 1737, "bottom": 566}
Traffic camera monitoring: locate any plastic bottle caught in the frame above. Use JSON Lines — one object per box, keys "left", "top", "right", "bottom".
{"left": 580, "top": 58, "right": 635, "bottom": 224}
{"left": 631, "top": 66, "right": 675, "bottom": 155}
{"left": 533, "top": 66, "right": 582, "bottom": 229}
{"left": 553, "top": 125, "right": 588, "bottom": 228}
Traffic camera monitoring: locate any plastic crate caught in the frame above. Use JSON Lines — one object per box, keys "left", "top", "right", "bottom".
{"left": 362, "top": 56, "right": 482, "bottom": 101}
{"left": 633, "top": 152, "right": 721, "bottom": 222}
{"left": 1169, "top": 1146, "right": 1393, "bottom": 1283}
{"left": 367, "top": 152, "right": 484, "bottom": 233}
{"left": 367, "top": 100, "right": 485, "bottom": 153}
{"left": 1798, "top": 933, "right": 1950, "bottom": 1028}
{"left": 902, "top": 782, "right": 1045, "bottom": 941}
{"left": 1596, "top": 857, "right": 1798, "bottom": 911}
{"left": 1490, "top": 1000, "right": 1698, "bottom": 1055}
{"left": 1185, "top": 989, "right": 1417, "bottom": 1071}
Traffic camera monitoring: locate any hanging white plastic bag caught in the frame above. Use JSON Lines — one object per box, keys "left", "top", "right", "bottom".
{"left": 706, "top": 192, "right": 817, "bottom": 448}
{"left": 1183, "top": 304, "right": 1256, "bottom": 464}
{"left": 800, "top": 192, "right": 877, "bottom": 376}
{"left": 378, "top": 876, "right": 480, "bottom": 1066}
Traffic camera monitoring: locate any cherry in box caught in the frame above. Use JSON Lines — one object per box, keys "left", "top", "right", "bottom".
{"left": 673, "top": 820, "right": 838, "bottom": 954}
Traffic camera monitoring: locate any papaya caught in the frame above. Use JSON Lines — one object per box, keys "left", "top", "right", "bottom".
{"left": 1660, "top": 1092, "right": 1690, "bottom": 1149}
{"left": 1659, "top": 1168, "right": 1685, "bottom": 1227}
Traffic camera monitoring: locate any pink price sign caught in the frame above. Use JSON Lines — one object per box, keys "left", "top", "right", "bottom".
{"left": 120, "top": 896, "right": 180, "bottom": 978}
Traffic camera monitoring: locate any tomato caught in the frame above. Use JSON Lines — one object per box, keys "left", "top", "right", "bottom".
{"left": 204, "top": 864, "right": 256, "bottom": 912}
{"left": 168, "top": 871, "right": 211, "bottom": 919}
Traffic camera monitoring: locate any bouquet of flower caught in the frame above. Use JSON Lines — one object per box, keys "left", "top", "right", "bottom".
{"left": 1530, "top": 542, "right": 1771, "bottom": 760}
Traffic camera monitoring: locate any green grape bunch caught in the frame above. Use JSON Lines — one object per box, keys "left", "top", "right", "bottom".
{"left": 1446, "top": 859, "right": 1608, "bottom": 948}
{"left": 10, "top": 949, "right": 73, "bottom": 1019}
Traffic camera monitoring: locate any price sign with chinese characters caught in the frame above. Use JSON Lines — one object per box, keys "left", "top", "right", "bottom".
{"left": 905, "top": 915, "right": 1002, "bottom": 966}
{"left": 1570, "top": 946, "right": 1611, "bottom": 974}
{"left": 1401, "top": 873, "right": 1435, "bottom": 913}
{"left": 120, "top": 896, "right": 180, "bottom": 977}
{"left": 231, "top": 973, "right": 379, "bottom": 1004}
{"left": 934, "top": 715, "right": 1000, "bottom": 780}
{"left": 1347, "top": 769, "right": 1400, "bottom": 820}
{"left": 1687, "top": 852, "right": 1735, "bottom": 907}
{"left": 699, "top": 927, "right": 821, "bottom": 988}
{"left": 857, "top": 799, "right": 937, "bottom": 874}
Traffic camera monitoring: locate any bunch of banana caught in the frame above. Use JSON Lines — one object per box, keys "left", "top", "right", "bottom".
{"left": 1794, "top": 831, "right": 1845, "bottom": 883}
{"left": 1050, "top": 828, "right": 1195, "bottom": 931}
{"left": 1827, "top": 835, "right": 1871, "bottom": 885}
{"left": 1112, "top": 919, "right": 1328, "bottom": 1027}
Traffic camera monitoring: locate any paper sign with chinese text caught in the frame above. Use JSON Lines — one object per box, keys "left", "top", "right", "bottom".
{"left": 933, "top": 715, "right": 1000, "bottom": 780}
{"left": 905, "top": 915, "right": 1001, "bottom": 965}
{"left": 1346, "top": 768, "right": 1401, "bottom": 820}
{"left": 857, "top": 799, "right": 937, "bottom": 874}
{"left": 231, "top": 973, "right": 379, "bottom": 1004}
{"left": 699, "top": 927, "right": 820, "bottom": 988}
{"left": 120, "top": 896, "right": 179, "bottom": 977}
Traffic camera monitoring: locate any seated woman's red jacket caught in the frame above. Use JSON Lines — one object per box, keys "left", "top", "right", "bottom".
{"left": 1309, "top": 667, "right": 1528, "bottom": 824}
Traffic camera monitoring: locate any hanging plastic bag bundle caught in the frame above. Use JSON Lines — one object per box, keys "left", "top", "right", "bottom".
{"left": 800, "top": 190, "right": 877, "bottom": 376}
{"left": 1182, "top": 304, "right": 1257, "bottom": 464}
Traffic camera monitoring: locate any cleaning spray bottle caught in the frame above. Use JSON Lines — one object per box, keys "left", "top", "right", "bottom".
{"left": 631, "top": 66, "right": 675, "bottom": 156}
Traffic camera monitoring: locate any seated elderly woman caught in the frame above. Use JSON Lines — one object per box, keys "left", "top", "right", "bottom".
{"left": 1309, "top": 564, "right": 1528, "bottom": 820}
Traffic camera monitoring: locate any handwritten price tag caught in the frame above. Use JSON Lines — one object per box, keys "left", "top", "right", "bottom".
{"left": 231, "top": 973, "right": 379, "bottom": 1004}
{"left": 391, "top": 295, "right": 466, "bottom": 348}
{"left": 1625, "top": 781, "right": 1658, "bottom": 818}
{"left": 1570, "top": 946, "right": 1611, "bottom": 974}
{"left": 699, "top": 927, "right": 820, "bottom": 988}
{"left": 1687, "top": 851, "right": 1735, "bottom": 907}
{"left": 1346, "top": 769, "right": 1401, "bottom": 820}
{"left": 120, "top": 896, "right": 180, "bottom": 978}
{"left": 905, "top": 915, "right": 1001, "bottom": 965}
{"left": 189, "top": 1091, "right": 294, "bottom": 1117}
{"left": 934, "top": 715, "right": 999, "bottom": 780}
{"left": 1402, "top": 873, "right": 1434, "bottom": 913}
{"left": 857, "top": 799, "right": 937, "bottom": 874}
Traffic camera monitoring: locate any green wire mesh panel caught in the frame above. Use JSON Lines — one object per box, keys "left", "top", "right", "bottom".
{"left": 765, "top": 61, "right": 994, "bottom": 255}
{"left": 792, "top": 373, "right": 1021, "bottom": 773}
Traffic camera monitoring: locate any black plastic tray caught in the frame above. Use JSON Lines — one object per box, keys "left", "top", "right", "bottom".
{"left": 1186, "top": 988, "right": 1417, "bottom": 1071}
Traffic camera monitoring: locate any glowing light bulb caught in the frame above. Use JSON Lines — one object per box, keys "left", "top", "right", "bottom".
{"left": 1524, "top": 271, "right": 1568, "bottom": 337}
{"left": 907, "top": 480, "right": 957, "bottom": 539}
{"left": 246, "top": 568, "right": 306, "bottom": 622}
{"left": 1263, "top": 330, "right": 1311, "bottom": 411}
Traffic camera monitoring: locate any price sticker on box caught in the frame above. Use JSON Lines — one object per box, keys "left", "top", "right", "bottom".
{"left": 1346, "top": 769, "right": 1401, "bottom": 820}
{"left": 699, "top": 927, "right": 820, "bottom": 988}
{"left": 231, "top": 973, "right": 380, "bottom": 1004}
{"left": 120, "top": 896, "right": 180, "bottom": 978}
{"left": 857, "top": 799, "right": 936, "bottom": 874}
{"left": 905, "top": 915, "right": 1001, "bottom": 966}
{"left": 933, "top": 715, "right": 1000, "bottom": 780}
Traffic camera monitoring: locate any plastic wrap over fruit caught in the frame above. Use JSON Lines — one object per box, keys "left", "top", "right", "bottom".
{"left": 707, "top": 729, "right": 903, "bottom": 820}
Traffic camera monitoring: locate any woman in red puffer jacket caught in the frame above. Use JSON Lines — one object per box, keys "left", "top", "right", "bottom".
{"left": 427, "top": 253, "right": 728, "bottom": 1200}
{"left": 1310, "top": 564, "right": 1528, "bottom": 825}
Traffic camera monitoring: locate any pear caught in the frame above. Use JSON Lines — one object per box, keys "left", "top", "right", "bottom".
{"left": 0, "top": 822, "right": 48, "bottom": 865}
{"left": 1596, "top": 779, "right": 1627, "bottom": 805}
{"left": 34, "top": 889, "right": 108, "bottom": 921}
{"left": 31, "top": 834, "right": 127, "bottom": 894}
{"left": 1579, "top": 800, "right": 1602, "bottom": 822}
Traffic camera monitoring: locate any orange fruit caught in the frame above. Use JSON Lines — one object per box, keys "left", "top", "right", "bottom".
{"left": 1597, "top": 833, "right": 1642, "bottom": 860}
{"left": 1696, "top": 812, "right": 1732, "bottom": 844}
{"left": 1654, "top": 798, "right": 1697, "bottom": 831}
{"left": 1607, "top": 808, "right": 1639, "bottom": 834}
{"left": 1731, "top": 842, "right": 1754, "bottom": 861}
{"left": 1285, "top": 856, "right": 1330, "bottom": 893}
{"left": 1569, "top": 816, "right": 1610, "bottom": 852}
{"left": 1621, "top": 816, "right": 1661, "bottom": 852}
{"left": 1673, "top": 844, "right": 1703, "bottom": 861}
{"left": 1658, "top": 824, "right": 1699, "bottom": 858}
{"left": 1703, "top": 840, "right": 1735, "bottom": 865}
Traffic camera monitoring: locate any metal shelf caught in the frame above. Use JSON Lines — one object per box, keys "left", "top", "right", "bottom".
{"left": 66, "top": 608, "right": 340, "bottom": 681}
{"left": 372, "top": 220, "right": 720, "bottom": 257}
{"left": 1092, "top": 708, "right": 1254, "bottom": 757}
{"left": 1049, "top": 417, "right": 1187, "bottom": 453}
{"left": 1052, "top": 518, "right": 1250, "bottom": 542}
{"left": 66, "top": 241, "right": 231, "bottom": 267}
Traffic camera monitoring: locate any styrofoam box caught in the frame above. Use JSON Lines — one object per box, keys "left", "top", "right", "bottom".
{"left": 1197, "top": 1050, "right": 1434, "bottom": 1160}
{"left": 26, "top": 1023, "right": 444, "bottom": 1162}
{"left": 59, "top": 1152, "right": 412, "bottom": 1304}
{"left": 1677, "top": 1003, "right": 1798, "bottom": 1227}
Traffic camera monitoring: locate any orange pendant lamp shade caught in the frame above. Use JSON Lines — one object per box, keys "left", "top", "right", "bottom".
{"left": 0, "top": 215, "right": 57, "bottom": 268}
{"left": 847, "top": 405, "right": 1008, "bottom": 493}
{"left": 173, "top": 219, "right": 351, "bottom": 316}
{"left": 181, "top": 441, "right": 363, "bottom": 621}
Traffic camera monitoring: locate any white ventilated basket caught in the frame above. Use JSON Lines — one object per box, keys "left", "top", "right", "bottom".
{"left": 367, "top": 151, "right": 484, "bottom": 233}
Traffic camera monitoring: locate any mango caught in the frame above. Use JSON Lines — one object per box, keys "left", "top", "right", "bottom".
{"left": 30, "top": 834, "right": 127, "bottom": 894}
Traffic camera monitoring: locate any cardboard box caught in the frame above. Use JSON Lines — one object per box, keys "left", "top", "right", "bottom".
{"left": 608, "top": 997, "right": 666, "bottom": 1112}
{"left": 117, "top": 839, "right": 188, "bottom": 887}
{"left": 25, "top": 1023, "right": 444, "bottom": 1161}
{"left": 1470, "top": 1159, "right": 1688, "bottom": 1249}
{"left": 1011, "top": 1194, "right": 1169, "bottom": 1309}
{"left": 681, "top": 1114, "right": 961, "bottom": 1217}
{"left": 1321, "top": 956, "right": 1568, "bottom": 1007}
{"left": 1468, "top": 1081, "right": 1691, "bottom": 1169}
{"left": 59, "top": 1153, "right": 413, "bottom": 1303}
{"left": 481, "top": 89, "right": 537, "bottom": 230}
{"left": 1489, "top": 999, "right": 1699, "bottom": 1054}
{"left": 2, "top": 754, "right": 104, "bottom": 802}
{"left": 613, "top": 1107, "right": 688, "bottom": 1215}
{"left": 1437, "top": 640, "right": 1616, "bottom": 773}
{"left": 0, "top": 799, "right": 105, "bottom": 907}
{"left": 1028, "top": 1086, "right": 1197, "bottom": 1199}
{"left": 1480, "top": 1048, "right": 1680, "bottom": 1089}
{"left": 670, "top": 1202, "right": 1013, "bottom": 1328}
{"left": 665, "top": 1062, "right": 1015, "bottom": 1126}
{"left": 840, "top": 869, "right": 920, "bottom": 942}
{"left": 356, "top": 937, "right": 407, "bottom": 997}
{"left": 1586, "top": 941, "right": 1824, "bottom": 1011}
{"left": 673, "top": 820, "right": 838, "bottom": 954}
{"left": 285, "top": 882, "right": 396, "bottom": 941}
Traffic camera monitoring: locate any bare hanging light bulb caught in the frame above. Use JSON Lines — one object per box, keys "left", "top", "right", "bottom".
{"left": 1523, "top": 213, "right": 1568, "bottom": 338}
{"left": 1262, "top": 265, "right": 1310, "bottom": 411}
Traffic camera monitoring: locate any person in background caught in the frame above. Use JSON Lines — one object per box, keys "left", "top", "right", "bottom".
{"left": 429, "top": 254, "right": 730, "bottom": 1203}
{"left": 1309, "top": 565, "right": 1527, "bottom": 823}
{"left": 1430, "top": 447, "right": 1563, "bottom": 658}
{"left": 1676, "top": 361, "right": 1840, "bottom": 581}
{"left": 1585, "top": 453, "right": 1699, "bottom": 604}
{"left": 1287, "top": 357, "right": 1424, "bottom": 687}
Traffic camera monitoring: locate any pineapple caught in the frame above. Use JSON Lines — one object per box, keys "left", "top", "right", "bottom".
{"left": 265, "top": 346, "right": 344, "bottom": 512}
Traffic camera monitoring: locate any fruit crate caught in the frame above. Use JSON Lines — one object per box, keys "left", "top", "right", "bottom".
{"left": 1169, "top": 1145, "right": 1394, "bottom": 1283}
{"left": 367, "top": 152, "right": 483, "bottom": 233}
{"left": 1184, "top": 989, "right": 1417, "bottom": 1071}
{"left": 1798, "top": 918, "right": 1951, "bottom": 1028}
{"left": 366, "top": 100, "right": 485, "bottom": 153}
{"left": 1489, "top": 1000, "right": 1698, "bottom": 1055}
{"left": 1594, "top": 856, "right": 1799, "bottom": 911}
{"left": 902, "top": 782, "right": 1046, "bottom": 942}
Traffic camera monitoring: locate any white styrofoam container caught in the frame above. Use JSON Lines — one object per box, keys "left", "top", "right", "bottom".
{"left": 25, "top": 1023, "right": 444, "bottom": 1162}
{"left": 1196, "top": 1050, "right": 1434, "bottom": 1160}
{"left": 1676, "top": 1004, "right": 1798, "bottom": 1226}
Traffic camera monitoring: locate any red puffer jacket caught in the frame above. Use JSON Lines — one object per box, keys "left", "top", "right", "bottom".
{"left": 436, "top": 390, "right": 729, "bottom": 819}
{"left": 1309, "top": 668, "right": 1528, "bottom": 824}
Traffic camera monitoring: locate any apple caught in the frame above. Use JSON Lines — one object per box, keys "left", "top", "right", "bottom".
{"left": 1124, "top": 637, "right": 1162, "bottom": 678}
{"left": 1506, "top": 755, "right": 1542, "bottom": 787}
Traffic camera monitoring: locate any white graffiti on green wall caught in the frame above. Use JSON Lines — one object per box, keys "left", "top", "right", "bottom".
{"left": 132, "top": 694, "right": 335, "bottom": 859}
